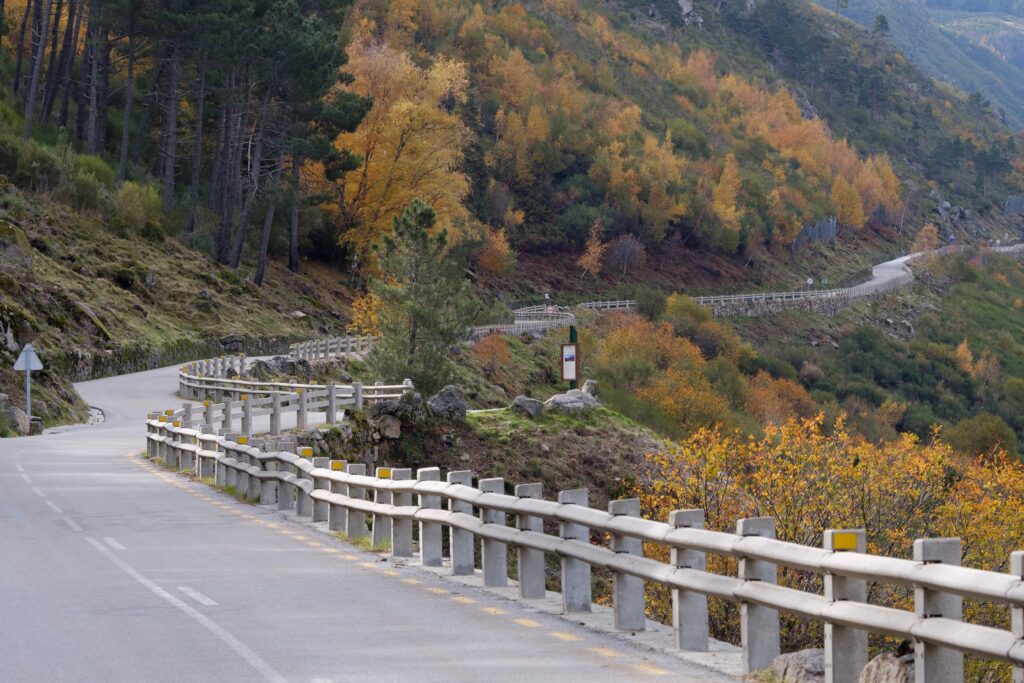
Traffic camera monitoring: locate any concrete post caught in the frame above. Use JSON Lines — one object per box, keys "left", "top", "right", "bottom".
{"left": 239, "top": 353, "right": 246, "bottom": 378}
{"left": 270, "top": 394, "right": 281, "bottom": 436}
{"left": 204, "top": 401, "right": 214, "bottom": 429}
{"left": 372, "top": 467, "right": 393, "bottom": 549}
{"left": 214, "top": 432, "right": 227, "bottom": 488}
{"left": 515, "top": 483, "right": 545, "bottom": 599}
{"left": 609, "top": 498, "right": 645, "bottom": 632}
{"left": 221, "top": 399, "right": 233, "bottom": 432}
{"left": 402, "top": 378, "right": 414, "bottom": 395}
{"left": 737, "top": 516, "right": 780, "bottom": 674}
{"left": 182, "top": 403, "right": 192, "bottom": 428}
{"left": 913, "top": 538, "right": 963, "bottom": 683}
{"left": 242, "top": 395, "right": 252, "bottom": 437}
{"left": 418, "top": 467, "right": 443, "bottom": 567}
{"left": 295, "top": 457, "right": 312, "bottom": 518}
{"left": 824, "top": 529, "right": 868, "bottom": 683}
{"left": 277, "top": 463, "right": 293, "bottom": 511}
{"left": 353, "top": 382, "right": 363, "bottom": 411}
{"left": 312, "top": 457, "right": 330, "bottom": 522}
{"left": 346, "top": 336, "right": 352, "bottom": 357}
{"left": 479, "top": 478, "right": 507, "bottom": 587}
{"left": 346, "top": 463, "right": 367, "bottom": 539}
{"left": 326, "top": 385, "right": 337, "bottom": 424}
{"left": 296, "top": 390, "right": 307, "bottom": 430}
{"left": 391, "top": 468, "right": 413, "bottom": 558}
{"left": 1011, "top": 551, "right": 1023, "bottom": 683}
{"left": 247, "top": 439, "right": 263, "bottom": 500}
{"left": 558, "top": 488, "right": 592, "bottom": 613}
{"left": 447, "top": 470, "right": 475, "bottom": 576}
{"left": 669, "top": 509, "right": 709, "bottom": 651}
{"left": 236, "top": 439, "right": 250, "bottom": 495}
{"left": 328, "top": 461, "right": 349, "bottom": 532}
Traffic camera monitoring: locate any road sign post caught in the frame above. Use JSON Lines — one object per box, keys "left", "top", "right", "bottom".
{"left": 563, "top": 326, "right": 579, "bottom": 390}
{"left": 13, "top": 343, "right": 44, "bottom": 421}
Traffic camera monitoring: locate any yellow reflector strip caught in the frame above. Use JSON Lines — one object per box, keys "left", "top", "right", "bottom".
{"left": 330, "top": 460, "right": 347, "bottom": 471}
{"left": 203, "top": 401, "right": 210, "bottom": 407}
{"left": 378, "top": 468, "right": 392, "bottom": 479}
{"left": 165, "top": 410, "right": 174, "bottom": 416}
{"left": 158, "top": 416, "right": 167, "bottom": 422}
{"left": 172, "top": 420, "right": 180, "bottom": 427}
{"left": 832, "top": 532, "right": 858, "bottom": 551}
{"left": 238, "top": 437, "right": 249, "bottom": 445}
{"left": 299, "top": 447, "right": 313, "bottom": 457}
{"left": 241, "top": 394, "right": 248, "bottom": 401}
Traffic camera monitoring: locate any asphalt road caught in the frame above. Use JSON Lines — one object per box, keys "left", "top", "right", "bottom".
{"left": 0, "top": 363, "right": 737, "bottom": 682}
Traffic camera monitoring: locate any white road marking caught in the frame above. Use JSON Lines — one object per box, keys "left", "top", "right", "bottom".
{"left": 104, "top": 537, "right": 126, "bottom": 551}
{"left": 84, "top": 537, "right": 284, "bottom": 683}
{"left": 63, "top": 517, "right": 82, "bottom": 532}
{"left": 32, "top": 487, "right": 45, "bottom": 498}
{"left": 178, "top": 586, "right": 218, "bottom": 607}
{"left": 16, "top": 463, "right": 24, "bottom": 472}
{"left": 46, "top": 501, "right": 63, "bottom": 514}
{"left": 20, "top": 473, "right": 31, "bottom": 483}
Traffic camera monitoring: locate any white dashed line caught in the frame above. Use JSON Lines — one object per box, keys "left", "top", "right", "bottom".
{"left": 104, "top": 537, "right": 126, "bottom": 551}
{"left": 84, "top": 538, "right": 282, "bottom": 682}
{"left": 16, "top": 463, "right": 24, "bottom": 472}
{"left": 20, "top": 473, "right": 32, "bottom": 484}
{"left": 32, "top": 487, "right": 45, "bottom": 498}
{"left": 63, "top": 517, "right": 83, "bottom": 532}
{"left": 178, "top": 586, "right": 218, "bottom": 607}
{"left": 46, "top": 501, "right": 63, "bottom": 514}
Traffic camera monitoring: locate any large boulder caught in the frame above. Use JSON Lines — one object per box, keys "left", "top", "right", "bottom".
{"left": 248, "top": 356, "right": 312, "bottom": 381}
{"left": 373, "top": 414, "right": 402, "bottom": 439}
{"left": 9, "top": 406, "right": 30, "bottom": 435}
{"left": 544, "top": 389, "right": 600, "bottom": 414}
{"left": 0, "top": 220, "right": 33, "bottom": 274}
{"left": 858, "top": 654, "right": 912, "bottom": 683}
{"left": 427, "top": 385, "right": 468, "bottom": 422}
{"left": 370, "top": 391, "right": 427, "bottom": 424}
{"left": 511, "top": 395, "right": 544, "bottom": 418}
{"left": 581, "top": 379, "right": 599, "bottom": 398}
{"left": 768, "top": 649, "right": 824, "bottom": 683}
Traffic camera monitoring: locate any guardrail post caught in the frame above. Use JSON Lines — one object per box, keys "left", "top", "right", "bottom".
{"left": 241, "top": 394, "right": 252, "bottom": 436}
{"left": 261, "top": 458, "right": 277, "bottom": 504}
{"left": 402, "top": 379, "right": 413, "bottom": 395}
{"left": 372, "top": 467, "right": 393, "bottom": 549}
{"left": 326, "top": 385, "right": 337, "bottom": 424}
{"left": 311, "top": 457, "right": 330, "bottom": 522}
{"left": 479, "top": 478, "right": 507, "bottom": 587}
{"left": 558, "top": 488, "right": 592, "bottom": 613}
{"left": 236, "top": 438, "right": 250, "bottom": 495}
{"left": 913, "top": 538, "right": 963, "bottom": 683}
{"left": 277, "top": 457, "right": 293, "bottom": 511}
{"left": 346, "top": 336, "right": 352, "bottom": 357}
{"left": 296, "top": 390, "right": 307, "bottom": 430}
{"left": 270, "top": 394, "right": 281, "bottom": 436}
{"left": 418, "top": 467, "right": 443, "bottom": 567}
{"left": 824, "top": 529, "right": 867, "bottom": 683}
{"left": 246, "top": 439, "right": 262, "bottom": 500}
{"left": 295, "top": 448, "right": 313, "bottom": 516}
{"left": 737, "top": 516, "right": 780, "bottom": 674}
{"left": 182, "top": 403, "right": 192, "bottom": 428}
{"left": 345, "top": 463, "right": 367, "bottom": 539}
{"left": 1012, "top": 551, "right": 1023, "bottom": 683}
{"left": 204, "top": 401, "right": 214, "bottom": 429}
{"left": 447, "top": 470, "right": 475, "bottom": 576}
{"left": 515, "top": 483, "right": 545, "bottom": 599}
{"left": 353, "top": 382, "right": 363, "bottom": 411}
{"left": 609, "top": 498, "right": 645, "bottom": 631}
{"left": 391, "top": 468, "right": 413, "bottom": 557}
{"left": 221, "top": 399, "right": 232, "bottom": 432}
{"left": 328, "top": 461, "right": 349, "bottom": 532}
{"left": 669, "top": 509, "right": 709, "bottom": 651}
{"left": 239, "top": 353, "right": 246, "bottom": 378}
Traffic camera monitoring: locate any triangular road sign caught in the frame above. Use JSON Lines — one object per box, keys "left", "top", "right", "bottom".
{"left": 13, "top": 343, "right": 43, "bottom": 372}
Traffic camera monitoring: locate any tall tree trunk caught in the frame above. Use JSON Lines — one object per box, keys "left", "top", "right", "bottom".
{"left": 84, "top": 0, "right": 104, "bottom": 153}
{"left": 25, "top": 0, "right": 42, "bottom": 95}
{"left": 23, "top": 0, "right": 54, "bottom": 138}
{"left": 42, "top": 0, "right": 76, "bottom": 121}
{"left": 73, "top": 19, "right": 92, "bottom": 141}
{"left": 94, "top": 23, "right": 110, "bottom": 151}
{"left": 288, "top": 153, "right": 301, "bottom": 272}
{"left": 255, "top": 155, "right": 284, "bottom": 286}
{"left": 40, "top": 0, "right": 64, "bottom": 114}
{"left": 228, "top": 93, "right": 271, "bottom": 269}
{"left": 116, "top": 11, "right": 135, "bottom": 184}
{"left": 11, "top": 0, "right": 32, "bottom": 95}
{"left": 185, "top": 58, "right": 206, "bottom": 243}
{"left": 161, "top": 41, "right": 181, "bottom": 212}
{"left": 56, "top": 0, "right": 83, "bottom": 127}
{"left": 209, "top": 96, "right": 227, "bottom": 213}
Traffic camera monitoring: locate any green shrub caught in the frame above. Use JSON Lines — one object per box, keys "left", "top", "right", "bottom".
{"left": 74, "top": 154, "right": 116, "bottom": 188}
{"left": 0, "top": 101, "right": 19, "bottom": 134}
{"left": 15, "top": 140, "right": 62, "bottom": 190}
{"left": 70, "top": 171, "right": 103, "bottom": 212}
{"left": 0, "top": 135, "right": 21, "bottom": 176}
{"left": 946, "top": 413, "right": 1018, "bottom": 459}
{"left": 632, "top": 286, "right": 667, "bottom": 321}
{"left": 111, "top": 181, "right": 164, "bottom": 240}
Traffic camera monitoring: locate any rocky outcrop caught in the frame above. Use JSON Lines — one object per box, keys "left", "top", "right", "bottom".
{"left": 858, "top": 653, "right": 912, "bottom": 683}
{"left": 511, "top": 395, "right": 544, "bottom": 418}
{"left": 768, "top": 649, "right": 824, "bottom": 682}
{"left": 370, "top": 391, "right": 427, "bottom": 425}
{"left": 544, "top": 388, "right": 600, "bottom": 413}
{"left": 427, "top": 385, "right": 468, "bottom": 422}
{"left": 247, "top": 356, "right": 313, "bottom": 382}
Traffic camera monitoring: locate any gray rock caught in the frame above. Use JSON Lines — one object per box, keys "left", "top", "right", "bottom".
{"left": 768, "top": 648, "right": 824, "bottom": 683}
{"left": 370, "top": 391, "right": 427, "bottom": 424}
{"left": 511, "top": 395, "right": 544, "bottom": 418}
{"left": 291, "top": 310, "right": 307, "bottom": 319}
{"left": 544, "top": 389, "right": 599, "bottom": 413}
{"left": 488, "top": 384, "right": 507, "bottom": 398}
{"left": 30, "top": 400, "right": 48, "bottom": 419}
{"left": 374, "top": 415, "right": 401, "bottom": 439}
{"left": 29, "top": 417, "right": 43, "bottom": 436}
{"left": 9, "top": 406, "right": 30, "bottom": 435}
{"left": 566, "top": 388, "right": 600, "bottom": 406}
{"left": 858, "top": 653, "right": 912, "bottom": 683}
{"left": 581, "top": 379, "right": 599, "bottom": 397}
{"left": 427, "top": 385, "right": 468, "bottom": 422}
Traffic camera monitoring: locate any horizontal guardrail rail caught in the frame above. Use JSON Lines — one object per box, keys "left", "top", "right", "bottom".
{"left": 144, "top": 418, "right": 1024, "bottom": 681}
{"left": 290, "top": 335, "right": 376, "bottom": 362}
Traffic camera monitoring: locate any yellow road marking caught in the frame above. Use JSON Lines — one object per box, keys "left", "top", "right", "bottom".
{"left": 358, "top": 562, "right": 377, "bottom": 569}
{"left": 480, "top": 607, "right": 507, "bottom": 615}
{"left": 382, "top": 570, "right": 399, "bottom": 577}
{"left": 633, "top": 664, "right": 671, "bottom": 676}
{"left": 586, "top": 647, "right": 621, "bottom": 658}
{"left": 342, "top": 554, "right": 358, "bottom": 561}
{"left": 513, "top": 618, "right": 541, "bottom": 628}
{"left": 549, "top": 632, "right": 582, "bottom": 642}
{"left": 450, "top": 596, "right": 476, "bottom": 604}
{"left": 306, "top": 542, "right": 324, "bottom": 549}
{"left": 426, "top": 587, "right": 448, "bottom": 595}
{"left": 400, "top": 578, "right": 421, "bottom": 586}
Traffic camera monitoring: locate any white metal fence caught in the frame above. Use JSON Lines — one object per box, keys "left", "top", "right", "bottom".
{"left": 143, "top": 422, "right": 1024, "bottom": 681}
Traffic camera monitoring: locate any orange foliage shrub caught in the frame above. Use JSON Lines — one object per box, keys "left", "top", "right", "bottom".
{"left": 473, "top": 333, "right": 511, "bottom": 377}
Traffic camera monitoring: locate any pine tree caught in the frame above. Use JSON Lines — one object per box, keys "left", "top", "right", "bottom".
{"left": 367, "top": 200, "right": 479, "bottom": 394}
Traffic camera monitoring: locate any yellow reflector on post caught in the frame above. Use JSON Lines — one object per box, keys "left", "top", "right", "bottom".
{"left": 165, "top": 409, "right": 174, "bottom": 416}
{"left": 238, "top": 437, "right": 249, "bottom": 445}
{"left": 172, "top": 420, "right": 180, "bottom": 427}
{"left": 158, "top": 416, "right": 167, "bottom": 423}
{"left": 299, "top": 447, "right": 313, "bottom": 458}
{"left": 831, "top": 532, "right": 858, "bottom": 551}
{"left": 241, "top": 394, "right": 248, "bottom": 401}
{"left": 378, "top": 468, "right": 392, "bottom": 479}
{"left": 330, "top": 460, "right": 347, "bottom": 471}
{"left": 296, "top": 388, "right": 303, "bottom": 395}
{"left": 203, "top": 401, "right": 210, "bottom": 407}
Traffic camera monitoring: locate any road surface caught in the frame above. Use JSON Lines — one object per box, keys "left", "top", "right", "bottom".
{"left": 0, "top": 363, "right": 737, "bottom": 682}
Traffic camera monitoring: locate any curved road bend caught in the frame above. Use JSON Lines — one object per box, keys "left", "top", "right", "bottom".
{"left": 0, "top": 363, "right": 736, "bottom": 682}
